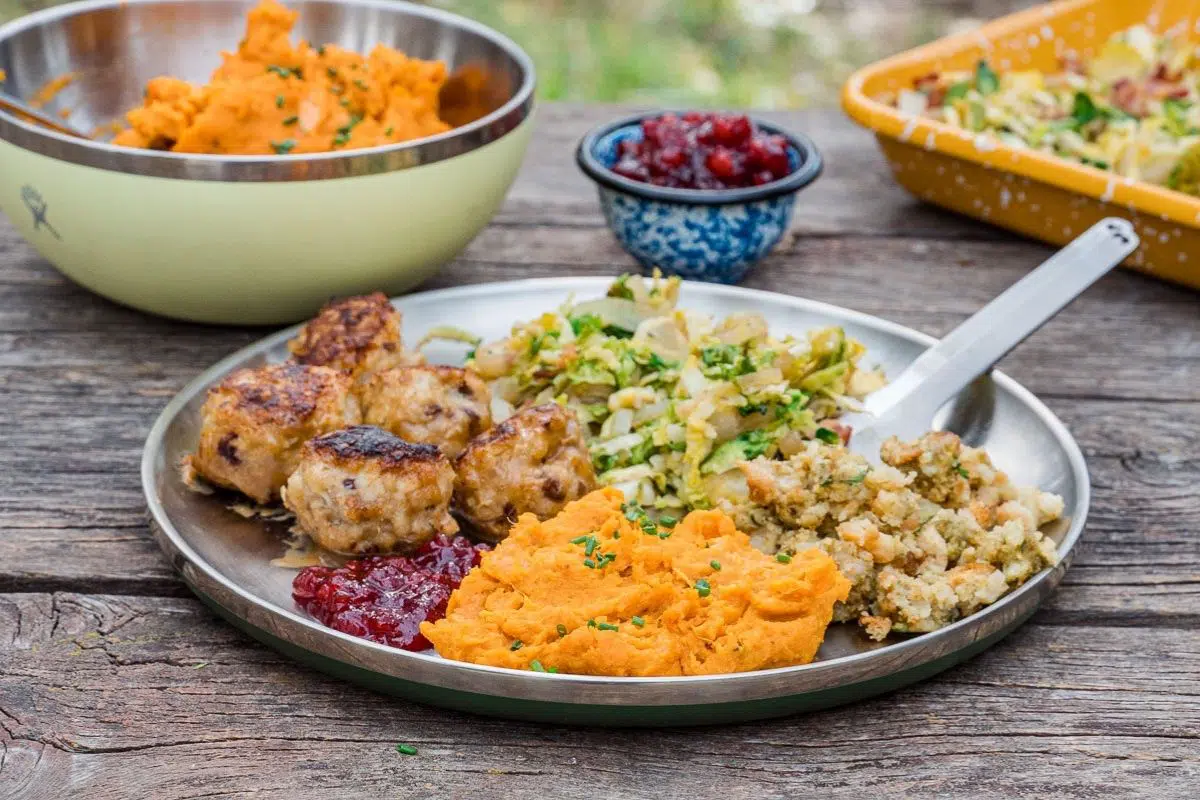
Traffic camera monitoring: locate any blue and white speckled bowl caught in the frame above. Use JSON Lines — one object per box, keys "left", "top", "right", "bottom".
{"left": 576, "top": 112, "right": 822, "bottom": 283}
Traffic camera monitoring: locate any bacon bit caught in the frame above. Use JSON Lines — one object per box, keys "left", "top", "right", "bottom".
{"left": 1152, "top": 63, "right": 1182, "bottom": 82}
{"left": 926, "top": 85, "right": 947, "bottom": 107}
{"left": 1111, "top": 78, "right": 1148, "bottom": 117}
{"left": 1149, "top": 79, "right": 1190, "bottom": 100}
{"left": 913, "top": 72, "right": 940, "bottom": 93}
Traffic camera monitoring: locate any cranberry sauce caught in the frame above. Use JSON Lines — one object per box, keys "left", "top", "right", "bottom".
{"left": 611, "top": 112, "right": 795, "bottom": 190}
{"left": 292, "top": 535, "right": 490, "bottom": 651}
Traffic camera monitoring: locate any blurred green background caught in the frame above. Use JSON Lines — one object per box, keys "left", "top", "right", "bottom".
{"left": 1, "top": 0, "right": 1039, "bottom": 108}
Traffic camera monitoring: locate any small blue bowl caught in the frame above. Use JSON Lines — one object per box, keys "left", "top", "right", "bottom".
{"left": 576, "top": 112, "right": 823, "bottom": 283}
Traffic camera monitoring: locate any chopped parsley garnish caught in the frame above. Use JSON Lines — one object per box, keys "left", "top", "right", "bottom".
{"left": 270, "top": 139, "right": 296, "bottom": 155}
{"left": 694, "top": 578, "right": 711, "bottom": 598}
{"left": 509, "top": 639, "right": 523, "bottom": 651}
{"left": 569, "top": 313, "right": 605, "bottom": 338}
{"left": 396, "top": 744, "right": 418, "bottom": 756}
{"left": 710, "top": 560, "right": 722, "bottom": 571}
{"left": 815, "top": 427, "right": 841, "bottom": 445}
{"left": 267, "top": 64, "right": 301, "bottom": 79}
{"left": 776, "top": 553, "right": 792, "bottom": 564}
{"left": 597, "top": 622, "right": 619, "bottom": 632}
{"left": 556, "top": 624, "right": 567, "bottom": 637}
{"left": 738, "top": 402, "right": 769, "bottom": 417}
{"left": 974, "top": 59, "right": 999, "bottom": 95}
{"left": 607, "top": 275, "right": 634, "bottom": 299}
{"left": 631, "top": 616, "right": 645, "bottom": 627}
{"left": 282, "top": 115, "right": 298, "bottom": 126}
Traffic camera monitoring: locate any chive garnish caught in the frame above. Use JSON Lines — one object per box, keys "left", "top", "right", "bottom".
{"left": 354, "top": 78, "right": 369, "bottom": 91}
{"left": 695, "top": 578, "right": 711, "bottom": 598}
{"left": 776, "top": 553, "right": 792, "bottom": 564}
{"left": 569, "top": 535, "right": 588, "bottom": 544}
{"left": 659, "top": 515, "right": 678, "bottom": 528}
{"left": 710, "top": 560, "right": 721, "bottom": 571}
{"left": 267, "top": 65, "right": 301, "bottom": 79}
{"left": 631, "top": 616, "right": 645, "bottom": 627}
{"left": 583, "top": 559, "right": 596, "bottom": 568}
{"left": 396, "top": 744, "right": 418, "bottom": 756}
{"left": 275, "top": 94, "right": 284, "bottom": 108}
{"left": 530, "top": 659, "right": 546, "bottom": 672}
{"left": 317, "top": 45, "right": 326, "bottom": 56}
{"left": 556, "top": 624, "right": 567, "bottom": 637}
{"left": 584, "top": 538, "right": 598, "bottom": 556}
{"left": 326, "top": 66, "right": 338, "bottom": 78}
{"left": 282, "top": 115, "right": 298, "bottom": 126}
{"left": 385, "top": 126, "right": 394, "bottom": 136}
{"left": 587, "top": 619, "right": 597, "bottom": 628}
{"left": 270, "top": 139, "right": 296, "bottom": 154}
{"left": 597, "top": 622, "right": 619, "bottom": 632}
{"left": 509, "top": 639, "right": 523, "bottom": 651}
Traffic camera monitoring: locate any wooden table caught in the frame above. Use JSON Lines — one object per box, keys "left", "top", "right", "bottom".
{"left": 2, "top": 104, "right": 1197, "bottom": 799}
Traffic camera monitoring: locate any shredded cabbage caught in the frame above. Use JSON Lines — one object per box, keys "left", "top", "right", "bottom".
{"left": 470, "top": 273, "right": 882, "bottom": 513}
{"left": 889, "top": 24, "right": 1200, "bottom": 195}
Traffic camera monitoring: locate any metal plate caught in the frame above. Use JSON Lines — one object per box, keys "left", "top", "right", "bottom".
{"left": 141, "top": 277, "right": 1087, "bottom": 726}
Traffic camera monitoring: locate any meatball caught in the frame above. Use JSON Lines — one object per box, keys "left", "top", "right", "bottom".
{"left": 283, "top": 425, "right": 458, "bottom": 555}
{"left": 454, "top": 403, "right": 596, "bottom": 540}
{"left": 193, "top": 363, "right": 360, "bottom": 503}
{"left": 288, "top": 292, "right": 423, "bottom": 381}
{"left": 360, "top": 366, "right": 492, "bottom": 458}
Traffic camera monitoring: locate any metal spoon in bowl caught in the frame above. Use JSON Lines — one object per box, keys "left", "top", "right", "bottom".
{"left": 0, "top": 92, "right": 91, "bottom": 139}
{"left": 844, "top": 217, "right": 1139, "bottom": 459}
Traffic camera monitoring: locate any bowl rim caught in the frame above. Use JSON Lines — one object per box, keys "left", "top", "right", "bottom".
{"left": 0, "top": 0, "right": 536, "bottom": 182}
{"left": 574, "top": 110, "right": 823, "bottom": 205}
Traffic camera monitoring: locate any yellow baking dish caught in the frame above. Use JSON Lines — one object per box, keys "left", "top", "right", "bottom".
{"left": 842, "top": 0, "right": 1200, "bottom": 289}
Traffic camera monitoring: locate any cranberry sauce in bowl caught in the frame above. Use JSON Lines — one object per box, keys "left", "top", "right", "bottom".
{"left": 292, "top": 534, "right": 490, "bottom": 651}
{"left": 611, "top": 112, "right": 796, "bottom": 190}
{"left": 575, "top": 110, "right": 822, "bottom": 284}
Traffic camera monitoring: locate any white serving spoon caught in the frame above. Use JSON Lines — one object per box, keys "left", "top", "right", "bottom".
{"left": 845, "top": 217, "right": 1139, "bottom": 459}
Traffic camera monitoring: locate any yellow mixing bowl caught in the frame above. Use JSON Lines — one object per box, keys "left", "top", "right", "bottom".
{"left": 0, "top": 0, "right": 536, "bottom": 324}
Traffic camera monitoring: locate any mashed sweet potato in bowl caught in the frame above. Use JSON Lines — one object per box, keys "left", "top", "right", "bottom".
{"left": 0, "top": 0, "right": 534, "bottom": 324}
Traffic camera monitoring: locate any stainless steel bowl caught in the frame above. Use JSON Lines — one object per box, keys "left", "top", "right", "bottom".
{"left": 0, "top": 0, "right": 536, "bottom": 324}
{"left": 0, "top": 0, "right": 535, "bottom": 181}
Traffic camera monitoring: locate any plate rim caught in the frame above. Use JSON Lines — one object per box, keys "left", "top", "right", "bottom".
{"left": 141, "top": 276, "right": 1090, "bottom": 705}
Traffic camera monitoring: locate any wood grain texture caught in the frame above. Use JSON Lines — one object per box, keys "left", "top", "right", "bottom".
{"left": 1, "top": 103, "right": 1197, "bottom": 798}
{"left": 1, "top": 593, "right": 1198, "bottom": 800}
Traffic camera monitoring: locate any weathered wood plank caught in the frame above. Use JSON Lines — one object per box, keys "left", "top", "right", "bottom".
{"left": 1, "top": 593, "right": 1197, "bottom": 799}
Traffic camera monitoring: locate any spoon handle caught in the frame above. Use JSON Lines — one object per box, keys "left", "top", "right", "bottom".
{"left": 861, "top": 218, "right": 1138, "bottom": 441}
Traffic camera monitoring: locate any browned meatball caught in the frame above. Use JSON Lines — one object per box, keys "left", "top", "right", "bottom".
{"left": 283, "top": 426, "right": 458, "bottom": 555}
{"left": 360, "top": 366, "right": 492, "bottom": 458}
{"left": 287, "top": 292, "right": 423, "bottom": 381}
{"left": 454, "top": 404, "right": 596, "bottom": 540}
{"left": 193, "top": 363, "right": 361, "bottom": 503}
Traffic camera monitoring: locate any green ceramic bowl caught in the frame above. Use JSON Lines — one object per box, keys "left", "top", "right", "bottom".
{"left": 0, "top": 0, "right": 535, "bottom": 324}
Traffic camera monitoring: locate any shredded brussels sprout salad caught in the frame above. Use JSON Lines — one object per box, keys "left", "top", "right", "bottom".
{"left": 468, "top": 274, "right": 885, "bottom": 514}
{"left": 890, "top": 24, "right": 1200, "bottom": 194}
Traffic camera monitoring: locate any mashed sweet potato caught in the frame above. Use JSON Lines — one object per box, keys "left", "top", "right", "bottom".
{"left": 422, "top": 488, "right": 850, "bottom": 676}
{"left": 112, "top": 0, "right": 450, "bottom": 154}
